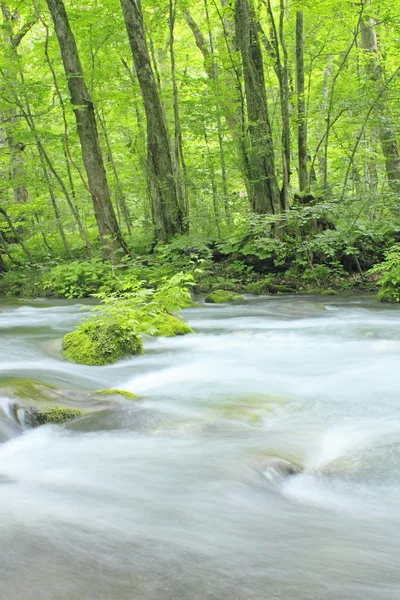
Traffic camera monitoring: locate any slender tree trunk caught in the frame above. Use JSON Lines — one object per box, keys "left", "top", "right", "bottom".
{"left": 0, "top": 229, "right": 15, "bottom": 267}
{"left": 45, "top": 0, "right": 128, "bottom": 260}
{"left": 204, "top": 0, "right": 230, "bottom": 220}
{"left": 265, "top": 0, "right": 291, "bottom": 211}
{"left": 0, "top": 206, "right": 34, "bottom": 263}
{"left": 235, "top": 0, "right": 281, "bottom": 215}
{"left": 0, "top": 250, "right": 8, "bottom": 273}
{"left": 36, "top": 144, "right": 73, "bottom": 258}
{"left": 169, "top": 0, "right": 189, "bottom": 230}
{"left": 1, "top": 4, "right": 34, "bottom": 205}
{"left": 296, "top": 11, "right": 308, "bottom": 192}
{"left": 97, "top": 109, "right": 133, "bottom": 237}
{"left": 120, "top": 0, "right": 184, "bottom": 241}
{"left": 360, "top": 0, "right": 400, "bottom": 193}
{"left": 187, "top": 4, "right": 250, "bottom": 209}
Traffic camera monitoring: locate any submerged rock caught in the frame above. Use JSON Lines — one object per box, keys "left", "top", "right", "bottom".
{"left": 205, "top": 290, "right": 244, "bottom": 304}
{"left": 63, "top": 319, "right": 143, "bottom": 366}
{"left": 96, "top": 389, "right": 139, "bottom": 400}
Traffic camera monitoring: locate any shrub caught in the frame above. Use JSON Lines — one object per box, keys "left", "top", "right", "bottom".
{"left": 63, "top": 273, "right": 195, "bottom": 365}
{"left": 370, "top": 244, "right": 400, "bottom": 302}
{"left": 44, "top": 259, "right": 112, "bottom": 298}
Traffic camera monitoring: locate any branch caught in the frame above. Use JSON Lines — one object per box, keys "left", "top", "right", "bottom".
{"left": 12, "top": 18, "right": 36, "bottom": 48}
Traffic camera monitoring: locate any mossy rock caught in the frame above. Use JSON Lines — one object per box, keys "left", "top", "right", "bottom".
{"left": 150, "top": 313, "right": 194, "bottom": 337}
{"left": 63, "top": 319, "right": 143, "bottom": 366}
{"left": 205, "top": 290, "right": 244, "bottom": 304}
{"left": 96, "top": 389, "right": 139, "bottom": 400}
{"left": 28, "top": 407, "right": 82, "bottom": 427}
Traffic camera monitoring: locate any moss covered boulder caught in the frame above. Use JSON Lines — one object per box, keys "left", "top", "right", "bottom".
{"left": 150, "top": 313, "right": 194, "bottom": 337}
{"left": 28, "top": 407, "right": 82, "bottom": 426}
{"left": 205, "top": 290, "right": 244, "bottom": 304}
{"left": 63, "top": 319, "right": 143, "bottom": 366}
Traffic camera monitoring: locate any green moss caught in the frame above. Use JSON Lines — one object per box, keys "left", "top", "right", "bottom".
{"left": 63, "top": 319, "right": 143, "bottom": 366}
{"left": 150, "top": 313, "right": 194, "bottom": 337}
{"left": 96, "top": 389, "right": 139, "bottom": 400}
{"left": 205, "top": 290, "right": 244, "bottom": 304}
{"left": 31, "top": 407, "right": 82, "bottom": 426}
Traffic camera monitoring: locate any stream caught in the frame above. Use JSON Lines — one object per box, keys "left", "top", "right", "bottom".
{"left": 0, "top": 294, "right": 399, "bottom": 599}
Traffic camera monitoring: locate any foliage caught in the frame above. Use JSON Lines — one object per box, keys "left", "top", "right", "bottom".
{"left": 63, "top": 272, "right": 195, "bottom": 365}
{"left": 370, "top": 244, "right": 400, "bottom": 302}
{"left": 44, "top": 259, "right": 112, "bottom": 298}
{"left": 1, "top": 0, "right": 400, "bottom": 299}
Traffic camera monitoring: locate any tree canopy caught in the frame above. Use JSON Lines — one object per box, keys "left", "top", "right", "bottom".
{"left": 1, "top": 0, "right": 400, "bottom": 298}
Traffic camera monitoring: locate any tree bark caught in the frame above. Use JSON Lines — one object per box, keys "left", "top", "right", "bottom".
{"left": 296, "top": 11, "right": 308, "bottom": 192}
{"left": 120, "top": 0, "right": 184, "bottom": 242}
{"left": 45, "top": 0, "right": 127, "bottom": 260}
{"left": 360, "top": 0, "right": 400, "bottom": 193}
{"left": 235, "top": 0, "right": 281, "bottom": 215}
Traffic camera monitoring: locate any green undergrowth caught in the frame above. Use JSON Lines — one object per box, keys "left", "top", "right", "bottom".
{"left": 369, "top": 243, "right": 400, "bottom": 302}
{"left": 0, "top": 212, "right": 397, "bottom": 301}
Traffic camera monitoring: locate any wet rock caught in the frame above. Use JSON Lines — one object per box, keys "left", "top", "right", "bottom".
{"left": 263, "top": 457, "right": 302, "bottom": 477}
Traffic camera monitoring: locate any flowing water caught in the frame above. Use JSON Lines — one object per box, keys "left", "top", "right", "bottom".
{"left": 0, "top": 294, "right": 399, "bottom": 599}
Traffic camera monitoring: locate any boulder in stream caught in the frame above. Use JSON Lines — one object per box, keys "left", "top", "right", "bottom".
{"left": 149, "top": 313, "right": 194, "bottom": 337}
{"left": 63, "top": 319, "right": 144, "bottom": 365}
{"left": 205, "top": 290, "right": 244, "bottom": 304}
{"left": 26, "top": 406, "right": 82, "bottom": 427}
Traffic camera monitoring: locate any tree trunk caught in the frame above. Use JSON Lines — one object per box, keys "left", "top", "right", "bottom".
{"left": 265, "top": 0, "right": 291, "bottom": 211}
{"left": 0, "top": 206, "right": 34, "bottom": 263}
{"left": 0, "top": 252, "right": 7, "bottom": 273}
{"left": 187, "top": 4, "right": 250, "bottom": 209}
{"left": 360, "top": 0, "right": 400, "bottom": 193}
{"left": 169, "top": 0, "right": 189, "bottom": 231}
{"left": 296, "top": 11, "right": 308, "bottom": 192}
{"left": 1, "top": 3, "right": 33, "bottom": 205}
{"left": 120, "top": 0, "right": 184, "bottom": 242}
{"left": 235, "top": 0, "right": 281, "bottom": 215}
{"left": 45, "top": 0, "right": 127, "bottom": 260}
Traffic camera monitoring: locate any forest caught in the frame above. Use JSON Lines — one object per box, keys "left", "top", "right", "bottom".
{"left": 1, "top": 0, "right": 400, "bottom": 303}
{"left": 1, "top": 2, "right": 400, "bottom": 597}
